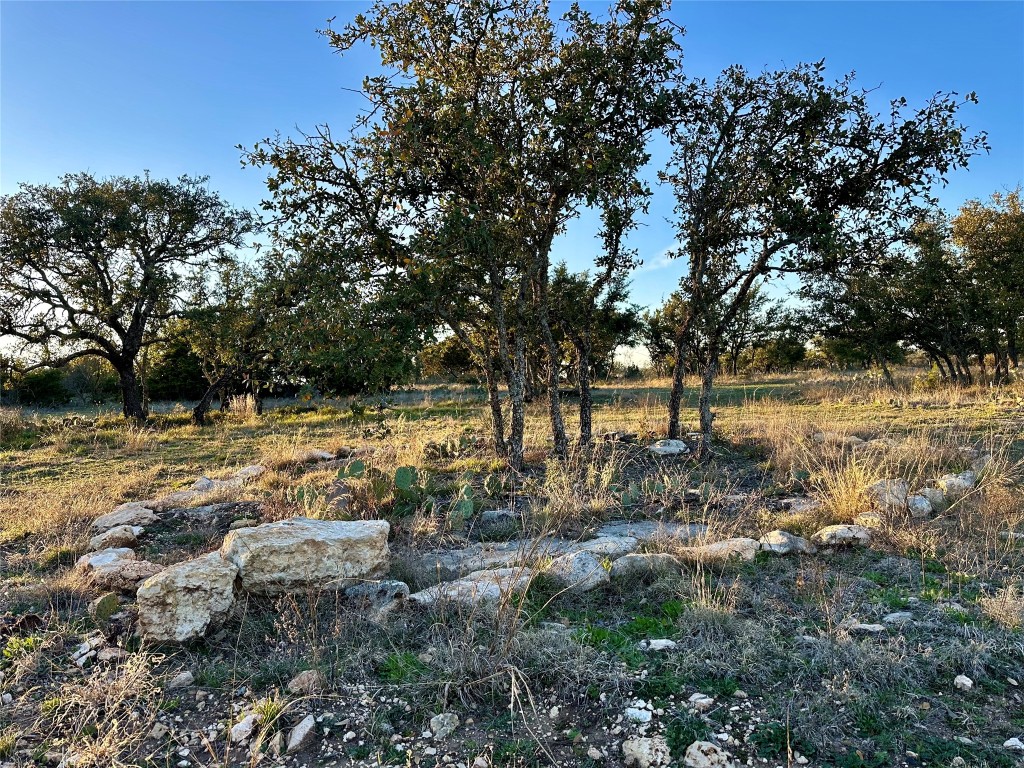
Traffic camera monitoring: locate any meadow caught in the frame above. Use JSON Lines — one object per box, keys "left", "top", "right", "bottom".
{"left": 1, "top": 370, "right": 1022, "bottom": 768}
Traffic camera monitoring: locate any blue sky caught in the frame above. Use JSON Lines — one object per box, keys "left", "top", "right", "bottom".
{"left": 3, "top": 1, "right": 1022, "bottom": 310}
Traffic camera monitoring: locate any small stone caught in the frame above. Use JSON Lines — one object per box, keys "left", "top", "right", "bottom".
{"left": 758, "top": 530, "right": 816, "bottom": 556}
{"left": 683, "top": 740, "right": 734, "bottom": 767}
{"left": 91, "top": 503, "right": 158, "bottom": 532}
{"left": 851, "top": 623, "right": 886, "bottom": 633}
{"left": 622, "top": 735, "right": 671, "bottom": 768}
{"left": 430, "top": 713, "right": 459, "bottom": 740}
{"left": 89, "top": 524, "right": 143, "bottom": 551}
{"left": 96, "top": 647, "right": 128, "bottom": 662}
{"left": 151, "top": 722, "right": 170, "bottom": 740}
{"left": 230, "top": 713, "right": 259, "bottom": 743}
{"left": 954, "top": 674, "right": 973, "bottom": 691}
{"left": 587, "top": 747, "right": 604, "bottom": 761}
{"left": 906, "top": 494, "right": 933, "bottom": 519}
{"left": 812, "top": 524, "right": 871, "bottom": 546}
{"left": 287, "top": 714, "right": 316, "bottom": 753}
{"left": 688, "top": 693, "right": 714, "bottom": 712}
{"left": 625, "top": 706, "right": 652, "bottom": 723}
{"left": 638, "top": 639, "right": 678, "bottom": 651}
{"left": 287, "top": 669, "right": 325, "bottom": 695}
{"left": 167, "top": 671, "right": 195, "bottom": 690}
{"left": 1003, "top": 738, "right": 1024, "bottom": 751}
{"left": 648, "top": 439, "right": 690, "bottom": 456}
{"left": 228, "top": 518, "right": 259, "bottom": 530}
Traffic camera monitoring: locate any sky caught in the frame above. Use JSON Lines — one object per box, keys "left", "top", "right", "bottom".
{"left": 2, "top": 1, "right": 1022, "bottom": 311}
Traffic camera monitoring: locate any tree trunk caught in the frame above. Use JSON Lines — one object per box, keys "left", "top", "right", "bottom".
{"left": 117, "top": 364, "right": 147, "bottom": 421}
{"left": 507, "top": 330, "right": 528, "bottom": 473}
{"left": 1007, "top": 328, "right": 1019, "bottom": 369}
{"left": 666, "top": 337, "right": 687, "bottom": 439}
{"left": 697, "top": 345, "right": 718, "bottom": 458}
{"left": 192, "top": 369, "right": 235, "bottom": 426}
{"left": 482, "top": 361, "right": 508, "bottom": 459}
{"left": 536, "top": 279, "right": 568, "bottom": 459}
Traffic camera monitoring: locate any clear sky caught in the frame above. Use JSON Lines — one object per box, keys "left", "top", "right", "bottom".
{"left": 2, "top": 1, "right": 1022, "bottom": 310}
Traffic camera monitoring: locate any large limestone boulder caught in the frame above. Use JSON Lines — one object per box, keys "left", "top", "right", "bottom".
{"left": 683, "top": 740, "right": 736, "bottom": 767}
{"left": 648, "top": 439, "right": 691, "bottom": 457}
{"left": 812, "top": 524, "right": 871, "bottom": 546}
{"left": 545, "top": 551, "right": 609, "bottom": 593}
{"left": 409, "top": 567, "right": 535, "bottom": 606}
{"left": 609, "top": 552, "right": 681, "bottom": 582}
{"left": 937, "top": 471, "right": 976, "bottom": 502}
{"left": 622, "top": 736, "right": 672, "bottom": 768}
{"left": 677, "top": 537, "right": 760, "bottom": 563}
{"left": 88, "top": 525, "right": 143, "bottom": 551}
{"left": 759, "top": 530, "right": 816, "bottom": 556}
{"left": 865, "top": 479, "right": 909, "bottom": 512}
{"left": 219, "top": 518, "right": 390, "bottom": 594}
{"left": 92, "top": 503, "right": 158, "bottom": 532}
{"left": 137, "top": 553, "right": 238, "bottom": 642}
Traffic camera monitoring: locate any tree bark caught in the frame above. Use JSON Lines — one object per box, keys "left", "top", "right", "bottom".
{"left": 666, "top": 336, "right": 687, "bottom": 439}
{"left": 192, "top": 369, "right": 235, "bottom": 426}
{"left": 117, "top": 364, "right": 147, "bottom": 421}
{"left": 536, "top": 273, "right": 568, "bottom": 459}
{"left": 482, "top": 360, "right": 508, "bottom": 459}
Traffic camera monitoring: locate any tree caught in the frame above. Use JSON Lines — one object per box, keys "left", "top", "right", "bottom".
{"left": 246, "top": 0, "right": 683, "bottom": 470}
{"left": 0, "top": 172, "right": 255, "bottom": 420}
{"left": 661, "top": 62, "right": 986, "bottom": 453}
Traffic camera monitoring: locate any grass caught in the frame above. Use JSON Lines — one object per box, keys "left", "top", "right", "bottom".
{"left": 1, "top": 370, "right": 1022, "bottom": 767}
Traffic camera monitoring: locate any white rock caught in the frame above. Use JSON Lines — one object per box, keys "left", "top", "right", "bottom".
{"left": 648, "top": 439, "right": 691, "bottom": 456}
{"left": 954, "top": 674, "right": 973, "bottom": 691}
{"left": 234, "top": 464, "right": 267, "bottom": 482}
{"left": 287, "top": 669, "right": 325, "bottom": 695}
{"left": 625, "top": 707, "right": 652, "bottom": 723}
{"left": 971, "top": 454, "right": 992, "bottom": 472}
{"left": 683, "top": 741, "right": 735, "bottom": 767}
{"left": 850, "top": 623, "right": 886, "bottom": 633}
{"left": 150, "top": 722, "right": 170, "bottom": 740}
{"left": 587, "top": 747, "right": 604, "bottom": 760}
{"left": 76, "top": 548, "right": 136, "bottom": 572}
{"left": 758, "top": 530, "right": 816, "bottom": 556}
{"left": 148, "top": 490, "right": 204, "bottom": 512}
{"left": 92, "top": 503, "right": 158, "bottom": 532}
{"left": 137, "top": 553, "right": 238, "bottom": 643}
{"left": 638, "top": 639, "right": 678, "bottom": 651}
{"left": 677, "top": 537, "right": 760, "bottom": 563}
{"left": 287, "top": 714, "right": 316, "bottom": 753}
{"left": 409, "top": 567, "right": 535, "bottom": 606}
{"left": 906, "top": 494, "right": 933, "bottom": 519}
{"left": 1003, "top": 738, "right": 1024, "bottom": 751}
{"left": 938, "top": 471, "right": 976, "bottom": 501}
{"left": 622, "top": 735, "right": 671, "bottom": 768}
{"left": 545, "top": 551, "right": 609, "bottom": 593}
{"left": 167, "top": 671, "right": 194, "bottom": 689}
{"left": 430, "top": 713, "right": 459, "bottom": 740}
{"left": 219, "top": 517, "right": 389, "bottom": 595}
{"left": 865, "top": 479, "right": 909, "bottom": 512}
{"left": 999, "top": 530, "right": 1024, "bottom": 541}
{"left": 89, "top": 525, "right": 143, "bottom": 551}
{"left": 230, "top": 713, "right": 259, "bottom": 743}
{"left": 812, "top": 524, "right": 871, "bottom": 546}
{"left": 610, "top": 553, "right": 681, "bottom": 581}
{"left": 96, "top": 647, "right": 127, "bottom": 662}
{"left": 917, "top": 486, "right": 947, "bottom": 511}
{"left": 688, "top": 693, "right": 714, "bottom": 712}
{"left": 76, "top": 548, "right": 164, "bottom": 591}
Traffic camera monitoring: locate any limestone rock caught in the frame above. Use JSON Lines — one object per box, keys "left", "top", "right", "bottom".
{"left": 220, "top": 518, "right": 390, "bottom": 595}
{"left": 610, "top": 553, "right": 681, "bottom": 581}
{"left": 865, "top": 479, "right": 909, "bottom": 512}
{"left": 883, "top": 612, "right": 914, "bottom": 625}
{"left": 430, "top": 712, "right": 459, "bottom": 740}
{"left": 596, "top": 520, "right": 706, "bottom": 544}
{"left": 622, "top": 735, "right": 671, "bottom": 768}
{"left": 287, "top": 714, "right": 316, "bottom": 753}
{"left": 545, "top": 551, "right": 609, "bottom": 593}
{"left": 648, "top": 439, "right": 691, "bottom": 456}
{"left": 906, "top": 494, "right": 933, "bottom": 519}
{"left": 76, "top": 547, "right": 136, "bottom": 572}
{"left": 166, "top": 671, "right": 195, "bottom": 689}
{"left": 409, "top": 567, "right": 535, "bottom": 606}
{"left": 230, "top": 713, "right": 259, "bottom": 743}
{"left": 677, "top": 537, "right": 760, "bottom": 563}
{"left": 938, "top": 471, "right": 976, "bottom": 501}
{"left": 1003, "top": 738, "right": 1024, "bottom": 751}
{"left": 93, "top": 559, "right": 164, "bottom": 592}
{"left": 234, "top": 464, "right": 267, "bottom": 483}
{"left": 758, "top": 530, "right": 816, "bottom": 556}
{"left": 92, "top": 503, "right": 158, "bottom": 532}
{"left": 638, "top": 639, "right": 678, "bottom": 651}
{"left": 287, "top": 669, "right": 325, "bottom": 695}
{"left": 854, "top": 511, "right": 884, "bottom": 529}
{"left": 812, "top": 524, "right": 871, "bottom": 546}
{"left": 137, "top": 553, "right": 238, "bottom": 643}
{"left": 954, "top": 674, "right": 973, "bottom": 691}
{"left": 88, "top": 592, "right": 119, "bottom": 623}
{"left": 917, "top": 486, "right": 947, "bottom": 512}
{"left": 147, "top": 490, "right": 205, "bottom": 512}
{"left": 89, "top": 525, "right": 143, "bottom": 551}
{"left": 683, "top": 741, "right": 735, "bottom": 767}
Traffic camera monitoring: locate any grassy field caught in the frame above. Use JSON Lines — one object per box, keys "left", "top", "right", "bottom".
{"left": 1, "top": 370, "right": 1022, "bottom": 768}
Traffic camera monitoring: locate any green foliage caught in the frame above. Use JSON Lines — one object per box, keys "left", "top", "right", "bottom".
{"left": 10, "top": 369, "right": 71, "bottom": 407}
{"left": 378, "top": 652, "right": 428, "bottom": 684}
{"left": 664, "top": 711, "right": 710, "bottom": 756}
{"left": 1, "top": 635, "right": 42, "bottom": 668}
